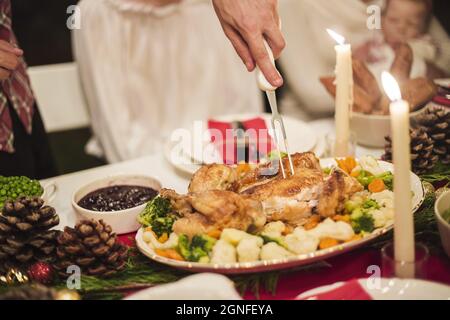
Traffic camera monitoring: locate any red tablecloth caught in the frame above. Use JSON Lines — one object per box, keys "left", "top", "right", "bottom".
{"left": 119, "top": 233, "right": 450, "bottom": 299}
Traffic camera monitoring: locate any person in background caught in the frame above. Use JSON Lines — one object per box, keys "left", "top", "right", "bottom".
{"left": 0, "top": 0, "right": 56, "bottom": 179}
{"left": 277, "top": 0, "right": 450, "bottom": 121}
{"left": 74, "top": 0, "right": 267, "bottom": 163}
{"left": 354, "top": 0, "right": 448, "bottom": 82}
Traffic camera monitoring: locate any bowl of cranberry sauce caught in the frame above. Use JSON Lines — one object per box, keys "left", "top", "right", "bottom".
{"left": 72, "top": 175, "right": 161, "bottom": 234}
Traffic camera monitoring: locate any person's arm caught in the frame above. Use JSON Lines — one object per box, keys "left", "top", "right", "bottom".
{"left": 0, "top": 40, "right": 22, "bottom": 80}
{"left": 212, "top": 0, "right": 285, "bottom": 88}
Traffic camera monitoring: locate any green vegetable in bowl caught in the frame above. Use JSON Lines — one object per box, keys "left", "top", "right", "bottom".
{"left": 0, "top": 176, "right": 43, "bottom": 208}
{"left": 138, "top": 196, "right": 177, "bottom": 237}
{"left": 350, "top": 208, "right": 375, "bottom": 234}
{"left": 177, "top": 234, "right": 217, "bottom": 262}
{"left": 442, "top": 208, "right": 450, "bottom": 224}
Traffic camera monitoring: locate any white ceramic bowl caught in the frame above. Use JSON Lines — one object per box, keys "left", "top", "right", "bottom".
{"left": 435, "top": 190, "right": 450, "bottom": 258}
{"left": 350, "top": 107, "right": 427, "bottom": 148}
{"left": 72, "top": 174, "right": 161, "bottom": 235}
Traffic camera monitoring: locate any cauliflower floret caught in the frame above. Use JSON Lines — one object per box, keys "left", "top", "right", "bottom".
{"left": 370, "top": 190, "right": 394, "bottom": 209}
{"left": 210, "top": 240, "right": 237, "bottom": 264}
{"left": 285, "top": 228, "right": 319, "bottom": 254}
{"left": 261, "top": 221, "right": 286, "bottom": 238}
{"left": 359, "top": 155, "right": 385, "bottom": 176}
{"left": 143, "top": 231, "right": 179, "bottom": 250}
{"left": 220, "top": 228, "right": 262, "bottom": 246}
{"left": 236, "top": 238, "right": 262, "bottom": 262}
{"left": 260, "top": 242, "right": 294, "bottom": 260}
{"left": 381, "top": 207, "right": 394, "bottom": 221}
{"left": 369, "top": 209, "right": 388, "bottom": 228}
{"left": 307, "top": 218, "right": 354, "bottom": 241}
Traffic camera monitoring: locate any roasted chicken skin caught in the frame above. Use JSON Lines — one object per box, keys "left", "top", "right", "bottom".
{"left": 161, "top": 189, "right": 266, "bottom": 238}
{"left": 179, "top": 152, "right": 363, "bottom": 230}
{"left": 188, "top": 164, "right": 238, "bottom": 193}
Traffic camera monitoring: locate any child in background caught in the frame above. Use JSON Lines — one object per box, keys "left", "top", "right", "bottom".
{"left": 354, "top": 0, "right": 448, "bottom": 83}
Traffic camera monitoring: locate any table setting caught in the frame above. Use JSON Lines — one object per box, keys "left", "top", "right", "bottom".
{"left": 1, "top": 29, "right": 449, "bottom": 301}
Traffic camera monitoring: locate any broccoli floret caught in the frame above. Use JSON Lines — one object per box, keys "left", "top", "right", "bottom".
{"left": 177, "top": 234, "right": 191, "bottom": 260}
{"left": 344, "top": 200, "right": 359, "bottom": 213}
{"left": 377, "top": 172, "right": 393, "bottom": 190}
{"left": 362, "top": 199, "right": 380, "bottom": 210}
{"left": 356, "top": 170, "right": 375, "bottom": 188}
{"left": 138, "top": 196, "right": 177, "bottom": 237}
{"left": 260, "top": 235, "right": 287, "bottom": 249}
{"left": 191, "top": 235, "right": 217, "bottom": 252}
{"left": 350, "top": 208, "right": 375, "bottom": 234}
{"left": 177, "top": 234, "right": 217, "bottom": 262}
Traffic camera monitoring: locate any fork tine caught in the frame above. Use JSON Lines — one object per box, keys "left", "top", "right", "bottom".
{"left": 272, "top": 118, "right": 295, "bottom": 177}
{"left": 270, "top": 119, "right": 286, "bottom": 178}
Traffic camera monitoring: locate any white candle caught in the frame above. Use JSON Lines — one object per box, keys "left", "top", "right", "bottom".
{"left": 382, "top": 71, "right": 415, "bottom": 278}
{"left": 327, "top": 29, "right": 353, "bottom": 157}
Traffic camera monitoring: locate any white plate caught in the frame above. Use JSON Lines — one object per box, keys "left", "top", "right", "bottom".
{"left": 136, "top": 159, "right": 425, "bottom": 274}
{"left": 297, "top": 278, "right": 450, "bottom": 300}
{"left": 434, "top": 78, "right": 450, "bottom": 88}
{"left": 165, "top": 113, "right": 318, "bottom": 175}
{"left": 181, "top": 113, "right": 317, "bottom": 165}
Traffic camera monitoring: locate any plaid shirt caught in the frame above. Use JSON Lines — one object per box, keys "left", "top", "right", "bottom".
{"left": 0, "top": 0, "right": 34, "bottom": 153}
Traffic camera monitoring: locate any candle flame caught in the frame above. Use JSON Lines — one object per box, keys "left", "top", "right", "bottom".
{"left": 381, "top": 71, "right": 402, "bottom": 101}
{"left": 327, "top": 29, "right": 345, "bottom": 45}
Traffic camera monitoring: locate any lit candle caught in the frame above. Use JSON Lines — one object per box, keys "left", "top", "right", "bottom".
{"left": 381, "top": 71, "right": 415, "bottom": 278}
{"left": 327, "top": 29, "right": 353, "bottom": 157}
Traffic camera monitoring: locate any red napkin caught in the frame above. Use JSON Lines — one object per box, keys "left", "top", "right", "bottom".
{"left": 207, "top": 117, "right": 274, "bottom": 164}
{"left": 432, "top": 96, "right": 450, "bottom": 107}
{"left": 298, "top": 279, "right": 373, "bottom": 300}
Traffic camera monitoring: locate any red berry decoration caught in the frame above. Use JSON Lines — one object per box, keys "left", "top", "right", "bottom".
{"left": 28, "top": 262, "right": 54, "bottom": 285}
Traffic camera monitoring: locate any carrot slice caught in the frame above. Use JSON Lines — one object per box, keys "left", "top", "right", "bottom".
{"left": 158, "top": 233, "right": 169, "bottom": 243}
{"left": 368, "top": 178, "right": 386, "bottom": 193}
{"left": 351, "top": 170, "right": 360, "bottom": 178}
{"left": 236, "top": 163, "right": 251, "bottom": 176}
{"left": 336, "top": 157, "right": 357, "bottom": 174}
{"left": 155, "top": 249, "right": 185, "bottom": 261}
{"left": 304, "top": 215, "right": 321, "bottom": 230}
{"left": 319, "top": 238, "right": 340, "bottom": 250}
{"left": 207, "top": 229, "right": 222, "bottom": 239}
{"left": 345, "top": 234, "right": 363, "bottom": 243}
{"left": 333, "top": 215, "right": 351, "bottom": 223}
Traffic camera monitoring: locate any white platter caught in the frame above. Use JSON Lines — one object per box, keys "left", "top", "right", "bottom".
{"left": 136, "top": 159, "right": 425, "bottom": 274}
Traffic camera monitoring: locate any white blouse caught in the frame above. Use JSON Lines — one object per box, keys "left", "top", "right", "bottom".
{"left": 73, "top": 0, "right": 263, "bottom": 163}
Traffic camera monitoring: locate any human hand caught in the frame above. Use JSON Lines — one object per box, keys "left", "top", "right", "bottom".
{"left": 0, "top": 40, "right": 23, "bottom": 80}
{"left": 353, "top": 41, "right": 383, "bottom": 64}
{"left": 212, "top": 0, "right": 285, "bottom": 88}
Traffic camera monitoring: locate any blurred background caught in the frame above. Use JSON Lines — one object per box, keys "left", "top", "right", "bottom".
{"left": 10, "top": 0, "right": 450, "bottom": 176}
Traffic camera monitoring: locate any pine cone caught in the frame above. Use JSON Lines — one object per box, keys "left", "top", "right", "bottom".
{"left": 54, "top": 219, "right": 127, "bottom": 278}
{"left": 383, "top": 127, "right": 439, "bottom": 174}
{"left": 416, "top": 105, "right": 450, "bottom": 164}
{"left": 0, "top": 197, "right": 60, "bottom": 273}
{"left": 0, "top": 284, "right": 56, "bottom": 300}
